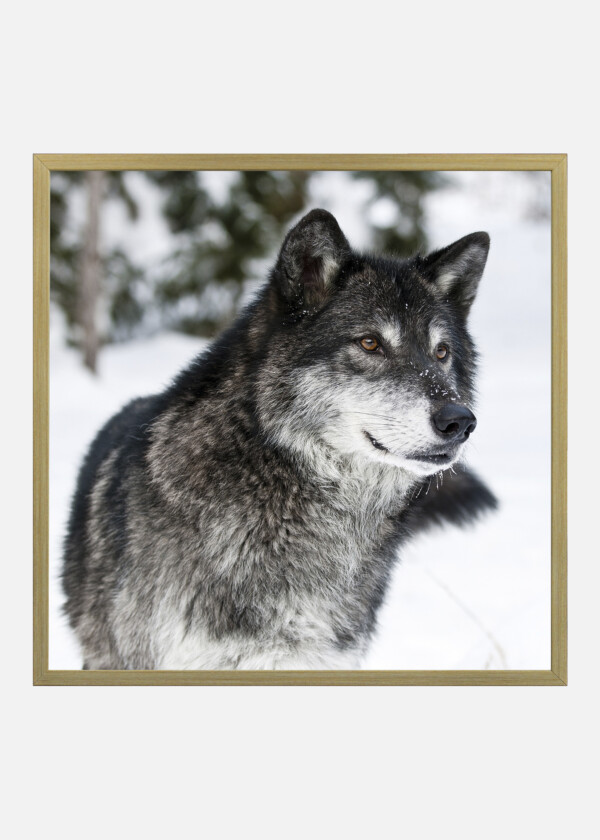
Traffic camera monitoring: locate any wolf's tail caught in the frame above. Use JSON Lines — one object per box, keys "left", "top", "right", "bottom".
{"left": 407, "top": 465, "right": 498, "bottom": 536}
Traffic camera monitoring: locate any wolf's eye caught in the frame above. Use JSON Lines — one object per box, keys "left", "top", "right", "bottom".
{"left": 360, "top": 337, "right": 380, "bottom": 352}
{"left": 435, "top": 343, "right": 449, "bottom": 360}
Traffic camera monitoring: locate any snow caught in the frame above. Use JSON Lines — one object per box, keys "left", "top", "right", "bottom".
{"left": 49, "top": 171, "right": 551, "bottom": 670}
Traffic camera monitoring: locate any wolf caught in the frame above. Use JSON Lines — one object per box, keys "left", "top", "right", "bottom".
{"left": 62, "top": 209, "right": 497, "bottom": 670}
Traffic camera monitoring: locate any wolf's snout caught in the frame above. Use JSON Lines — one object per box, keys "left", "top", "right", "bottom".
{"left": 432, "top": 404, "right": 477, "bottom": 441}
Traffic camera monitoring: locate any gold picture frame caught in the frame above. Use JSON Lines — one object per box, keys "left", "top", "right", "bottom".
{"left": 33, "top": 154, "right": 567, "bottom": 686}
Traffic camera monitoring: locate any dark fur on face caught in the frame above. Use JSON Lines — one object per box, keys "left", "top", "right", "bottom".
{"left": 62, "top": 209, "right": 496, "bottom": 670}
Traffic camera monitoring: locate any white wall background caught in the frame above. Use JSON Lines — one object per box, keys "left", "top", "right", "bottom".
{"left": 2, "top": 2, "right": 596, "bottom": 839}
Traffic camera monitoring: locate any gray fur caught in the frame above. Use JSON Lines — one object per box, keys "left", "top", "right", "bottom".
{"left": 62, "top": 210, "right": 494, "bottom": 670}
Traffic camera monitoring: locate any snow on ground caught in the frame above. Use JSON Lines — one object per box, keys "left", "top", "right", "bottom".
{"left": 49, "top": 172, "right": 551, "bottom": 670}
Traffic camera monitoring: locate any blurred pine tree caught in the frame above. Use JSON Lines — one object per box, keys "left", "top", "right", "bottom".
{"left": 50, "top": 169, "right": 446, "bottom": 362}
{"left": 50, "top": 171, "right": 144, "bottom": 371}
{"left": 351, "top": 170, "right": 447, "bottom": 256}
{"left": 147, "top": 170, "right": 311, "bottom": 335}
{"left": 50, "top": 172, "right": 83, "bottom": 335}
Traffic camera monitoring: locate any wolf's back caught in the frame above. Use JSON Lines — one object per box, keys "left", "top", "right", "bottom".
{"left": 61, "top": 394, "right": 162, "bottom": 628}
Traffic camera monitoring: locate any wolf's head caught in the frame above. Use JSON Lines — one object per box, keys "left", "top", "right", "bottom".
{"left": 256, "top": 209, "right": 490, "bottom": 478}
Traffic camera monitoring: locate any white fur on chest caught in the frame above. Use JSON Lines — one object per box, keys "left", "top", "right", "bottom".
{"left": 156, "top": 601, "right": 364, "bottom": 670}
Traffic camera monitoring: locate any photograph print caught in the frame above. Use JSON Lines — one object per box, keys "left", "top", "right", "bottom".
{"left": 44, "top": 161, "right": 556, "bottom": 678}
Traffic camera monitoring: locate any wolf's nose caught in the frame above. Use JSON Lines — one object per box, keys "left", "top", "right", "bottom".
{"left": 432, "top": 404, "right": 477, "bottom": 441}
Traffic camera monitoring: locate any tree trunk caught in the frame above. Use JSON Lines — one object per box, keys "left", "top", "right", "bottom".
{"left": 78, "top": 171, "right": 104, "bottom": 374}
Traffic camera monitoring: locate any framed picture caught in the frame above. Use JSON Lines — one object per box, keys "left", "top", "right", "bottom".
{"left": 33, "top": 154, "right": 567, "bottom": 685}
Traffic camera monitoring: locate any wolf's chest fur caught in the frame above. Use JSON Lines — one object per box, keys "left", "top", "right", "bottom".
{"left": 153, "top": 487, "right": 408, "bottom": 670}
{"left": 126, "top": 407, "right": 414, "bottom": 670}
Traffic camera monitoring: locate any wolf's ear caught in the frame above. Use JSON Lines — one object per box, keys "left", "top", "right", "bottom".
{"left": 421, "top": 232, "right": 490, "bottom": 313}
{"left": 273, "top": 209, "right": 350, "bottom": 309}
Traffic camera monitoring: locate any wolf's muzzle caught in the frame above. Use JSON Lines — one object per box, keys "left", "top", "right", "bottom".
{"left": 432, "top": 404, "right": 477, "bottom": 442}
